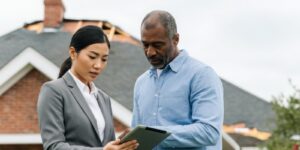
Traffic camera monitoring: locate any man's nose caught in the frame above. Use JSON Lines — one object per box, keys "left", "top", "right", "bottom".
{"left": 146, "top": 46, "right": 156, "bottom": 57}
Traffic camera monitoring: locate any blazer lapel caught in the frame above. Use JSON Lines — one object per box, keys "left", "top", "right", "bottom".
{"left": 96, "top": 93, "right": 112, "bottom": 144}
{"left": 63, "top": 72, "right": 102, "bottom": 144}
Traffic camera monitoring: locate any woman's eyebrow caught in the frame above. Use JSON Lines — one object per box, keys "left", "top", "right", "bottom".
{"left": 90, "top": 51, "right": 109, "bottom": 57}
{"left": 89, "top": 51, "right": 99, "bottom": 56}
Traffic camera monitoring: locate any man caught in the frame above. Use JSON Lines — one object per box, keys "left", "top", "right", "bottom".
{"left": 132, "top": 10, "right": 224, "bottom": 150}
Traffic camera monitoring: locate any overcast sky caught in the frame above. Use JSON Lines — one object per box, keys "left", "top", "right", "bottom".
{"left": 1, "top": 0, "right": 300, "bottom": 101}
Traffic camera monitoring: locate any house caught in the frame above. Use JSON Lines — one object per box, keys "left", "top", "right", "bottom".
{"left": 222, "top": 80, "right": 276, "bottom": 149}
{"left": 0, "top": 0, "right": 275, "bottom": 149}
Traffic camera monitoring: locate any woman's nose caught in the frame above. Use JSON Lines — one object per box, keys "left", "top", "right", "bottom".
{"left": 93, "top": 59, "right": 103, "bottom": 69}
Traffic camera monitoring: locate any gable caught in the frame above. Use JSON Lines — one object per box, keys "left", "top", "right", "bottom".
{"left": 0, "top": 69, "right": 49, "bottom": 133}
{"left": 0, "top": 47, "right": 58, "bottom": 95}
{"left": 0, "top": 47, "right": 133, "bottom": 127}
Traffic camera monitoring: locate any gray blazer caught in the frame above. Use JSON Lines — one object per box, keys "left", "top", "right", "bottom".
{"left": 37, "top": 72, "right": 115, "bottom": 150}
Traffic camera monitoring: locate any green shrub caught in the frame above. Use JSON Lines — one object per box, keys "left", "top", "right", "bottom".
{"left": 264, "top": 88, "right": 300, "bottom": 150}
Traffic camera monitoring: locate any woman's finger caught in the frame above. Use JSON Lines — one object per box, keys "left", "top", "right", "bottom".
{"left": 119, "top": 140, "right": 137, "bottom": 149}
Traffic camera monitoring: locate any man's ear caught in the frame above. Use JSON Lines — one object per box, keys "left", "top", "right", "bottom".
{"left": 69, "top": 47, "right": 76, "bottom": 60}
{"left": 173, "top": 33, "right": 179, "bottom": 46}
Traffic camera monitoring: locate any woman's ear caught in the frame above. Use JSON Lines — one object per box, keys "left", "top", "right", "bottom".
{"left": 69, "top": 47, "right": 76, "bottom": 60}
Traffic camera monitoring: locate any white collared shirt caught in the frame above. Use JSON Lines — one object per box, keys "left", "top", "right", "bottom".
{"left": 68, "top": 70, "right": 105, "bottom": 141}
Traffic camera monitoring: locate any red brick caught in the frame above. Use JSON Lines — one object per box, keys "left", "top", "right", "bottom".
{"left": 0, "top": 69, "right": 49, "bottom": 133}
{"left": 0, "top": 144, "right": 42, "bottom": 150}
{"left": 0, "top": 68, "right": 128, "bottom": 135}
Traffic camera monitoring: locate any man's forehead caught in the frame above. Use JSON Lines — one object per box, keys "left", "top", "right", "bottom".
{"left": 142, "top": 20, "right": 165, "bottom": 32}
{"left": 142, "top": 13, "right": 163, "bottom": 27}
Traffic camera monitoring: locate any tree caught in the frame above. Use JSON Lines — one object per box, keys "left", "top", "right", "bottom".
{"left": 264, "top": 87, "right": 300, "bottom": 150}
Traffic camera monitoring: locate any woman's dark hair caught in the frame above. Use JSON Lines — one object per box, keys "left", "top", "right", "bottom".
{"left": 58, "top": 25, "right": 110, "bottom": 78}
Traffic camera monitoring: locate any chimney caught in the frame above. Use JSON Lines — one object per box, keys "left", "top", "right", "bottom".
{"left": 44, "top": 0, "right": 65, "bottom": 29}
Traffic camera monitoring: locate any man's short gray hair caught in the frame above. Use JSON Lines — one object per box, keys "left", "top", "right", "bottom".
{"left": 142, "top": 10, "right": 177, "bottom": 39}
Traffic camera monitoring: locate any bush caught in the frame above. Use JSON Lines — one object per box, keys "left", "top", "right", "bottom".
{"left": 264, "top": 88, "right": 300, "bottom": 150}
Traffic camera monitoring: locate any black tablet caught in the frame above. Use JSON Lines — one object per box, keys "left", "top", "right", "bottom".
{"left": 120, "top": 125, "right": 171, "bottom": 150}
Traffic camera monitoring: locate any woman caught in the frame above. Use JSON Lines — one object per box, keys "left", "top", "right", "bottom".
{"left": 37, "top": 25, "right": 138, "bottom": 150}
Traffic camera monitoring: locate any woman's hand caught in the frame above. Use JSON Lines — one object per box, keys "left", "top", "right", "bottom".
{"left": 104, "top": 139, "right": 138, "bottom": 150}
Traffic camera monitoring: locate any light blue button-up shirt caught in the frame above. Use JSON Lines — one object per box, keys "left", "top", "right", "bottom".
{"left": 132, "top": 50, "right": 224, "bottom": 150}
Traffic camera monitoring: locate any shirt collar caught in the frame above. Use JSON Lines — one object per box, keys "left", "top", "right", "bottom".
{"left": 149, "top": 49, "right": 188, "bottom": 77}
{"left": 168, "top": 49, "right": 188, "bottom": 72}
{"left": 68, "top": 70, "right": 98, "bottom": 95}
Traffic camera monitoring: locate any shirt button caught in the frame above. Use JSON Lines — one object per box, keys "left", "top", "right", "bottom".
{"left": 153, "top": 113, "right": 156, "bottom": 116}
{"left": 155, "top": 94, "right": 159, "bottom": 97}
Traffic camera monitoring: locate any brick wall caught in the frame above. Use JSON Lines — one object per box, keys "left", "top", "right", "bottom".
{"left": 0, "top": 144, "right": 43, "bottom": 150}
{"left": 0, "top": 68, "right": 128, "bottom": 149}
{"left": 0, "top": 69, "right": 49, "bottom": 133}
{"left": 114, "top": 118, "right": 128, "bottom": 133}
